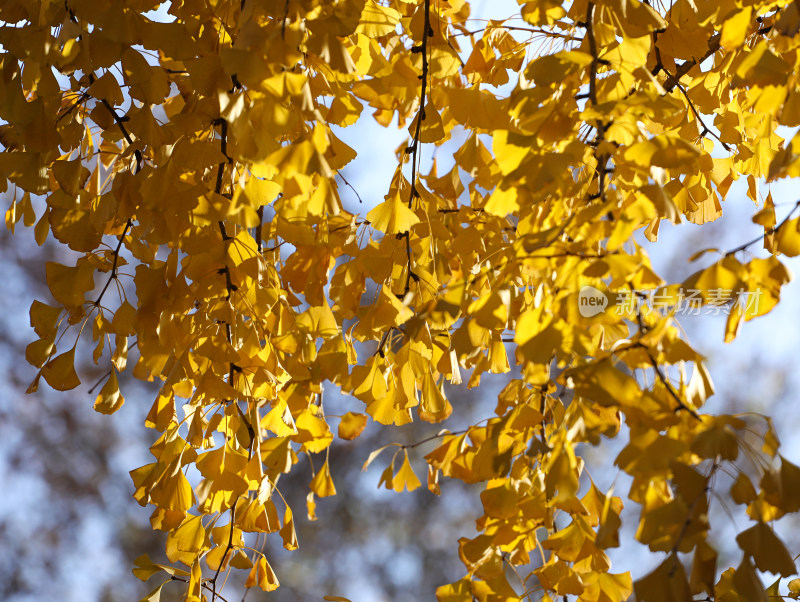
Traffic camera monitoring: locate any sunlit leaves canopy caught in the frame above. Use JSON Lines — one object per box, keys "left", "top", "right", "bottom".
{"left": 4, "top": 0, "right": 800, "bottom": 599}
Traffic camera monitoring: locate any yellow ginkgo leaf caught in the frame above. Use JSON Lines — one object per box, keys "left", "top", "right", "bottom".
{"left": 94, "top": 368, "right": 125, "bottom": 414}
{"left": 366, "top": 192, "right": 420, "bottom": 235}
{"left": 88, "top": 71, "right": 124, "bottom": 106}
{"left": 306, "top": 492, "right": 317, "bottom": 521}
{"left": 775, "top": 217, "right": 800, "bottom": 256}
{"left": 132, "top": 554, "right": 189, "bottom": 582}
{"left": 139, "top": 580, "right": 168, "bottom": 602}
{"left": 296, "top": 301, "right": 340, "bottom": 338}
{"left": 245, "top": 555, "right": 279, "bottom": 592}
{"left": 353, "top": 357, "right": 389, "bottom": 404}
{"left": 480, "top": 481, "right": 518, "bottom": 519}
{"left": 42, "top": 347, "right": 80, "bottom": 391}
{"left": 26, "top": 338, "right": 56, "bottom": 369}
{"left": 730, "top": 473, "right": 757, "bottom": 505}
{"left": 624, "top": 134, "right": 702, "bottom": 169}
{"left": 582, "top": 571, "right": 633, "bottom": 602}
{"left": 408, "top": 100, "right": 446, "bottom": 144}
{"left": 338, "top": 412, "right": 368, "bottom": 440}
{"left": 392, "top": 452, "right": 421, "bottom": 492}
{"left": 151, "top": 465, "right": 195, "bottom": 512}
{"left": 419, "top": 370, "right": 452, "bottom": 423}
{"left": 279, "top": 507, "right": 298, "bottom": 550}
{"left": 356, "top": 0, "right": 401, "bottom": 37}
{"left": 261, "top": 400, "right": 298, "bottom": 437}
{"left": 736, "top": 521, "right": 796, "bottom": 577}
{"left": 733, "top": 41, "right": 792, "bottom": 87}
{"left": 165, "top": 514, "right": 207, "bottom": 566}
{"left": 309, "top": 460, "right": 337, "bottom": 497}
{"left": 45, "top": 261, "right": 95, "bottom": 308}
{"left": 29, "top": 300, "right": 62, "bottom": 339}
{"left": 294, "top": 409, "right": 333, "bottom": 453}
{"left": 633, "top": 553, "right": 691, "bottom": 602}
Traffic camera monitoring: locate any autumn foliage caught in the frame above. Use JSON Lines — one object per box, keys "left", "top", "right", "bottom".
{"left": 4, "top": 0, "right": 800, "bottom": 599}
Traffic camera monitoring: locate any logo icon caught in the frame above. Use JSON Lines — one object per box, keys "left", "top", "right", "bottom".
{"left": 578, "top": 286, "right": 608, "bottom": 317}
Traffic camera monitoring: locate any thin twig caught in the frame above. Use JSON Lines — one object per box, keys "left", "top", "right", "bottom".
{"left": 402, "top": 427, "right": 470, "bottom": 450}
{"left": 93, "top": 220, "right": 133, "bottom": 306}
{"left": 584, "top": 3, "right": 611, "bottom": 202}
{"left": 212, "top": 119, "right": 254, "bottom": 451}
{"left": 87, "top": 71, "right": 140, "bottom": 308}
{"left": 336, "top": 172, "right": 363, "bottom": 204}
{"left": 725, "top": 199, "right": 800, "bottom": 256}
{"left": 635, "top": 310, "right": 702, "bottom": 421}
{"left": 210, "top": 503, "right": 237, "bottom": 602}
{"left": 401, "top": 0, "right": 433, "bottom": 296}
{"left": 255, "top": 206, "right": 263, "bottom": 252}
{"left": 453, "top": 25, "right": 578, "bottom": 40}
{"left": 281, "top": 0, "right": 290, "bottom": 39}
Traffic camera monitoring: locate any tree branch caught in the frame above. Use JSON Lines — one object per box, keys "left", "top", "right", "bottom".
{"left": 210, "top": 502, "right": 237, "bottom": 602}
{"left": 725, "top": 199, "right": 800, "bottom": 256}
{"left": 401, "top": 0, "right": 433, "bottom": 297}
{"left": 86, "top": 71, "right": 140, "bottom": 308}
{"left": 635, "top": 311, "right": 702, "bottom": 421}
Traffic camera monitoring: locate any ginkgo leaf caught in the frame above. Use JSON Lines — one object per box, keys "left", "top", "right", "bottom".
{"left": 132, "top": 554, "right": 189, "bottom": 581}
{"left": 42, "top": 347, "right": 80, "bottom": 391}
{"left": 634, "top": 554, "right": 691, "bottom": 602}
{"left": 775, "top": 217, "right": 800, "bottom": 256}
{"left": 338, "top": 412, "right": 368, "bottom": 440}
{"left": 732, "top": 556, "right": 769, "bottom": 602}
{"left": 480, "top": 481, "right": 518, "bottom": 519}
{"left": 730, "top": 473, "right": 757, "bottom": 505}
{"left": 94, "top": 368, "right": 125, "bottom": 414}
{"left": 45, "top": 261, "right": 95, "bottom": 308}
{"left": 309, "top": 461, "right": 337, "bottom": 498}
{"left": 297, "top": 302, "right": 340, "bottom": 338}
{"left": 689, "top": 541, "right": 717, "bottom": 596}
{"left": 88, "top": 72, "right": 124, "bottom": 106}
{"left": 736, "top": 521, "right": 797, "bottom": 576}
{"left": 245, "top": 555, "right": 279, "bottom": 592}
{"left": 542, "top": 516, "right": 591, "bottom": 562}
{"left": 356, "top": 0, "right": 401, "bottom": 37}
{"left": 366, "top": 192, "right": 420, "bottom": 235}
{"left": 362, "top": 444, "right": 396, "bottom": 471}
{"left": 29, "top": 300, "right": 62, "bottom": 339}
{"left": 582, "top": 571, "right": 633, "bottom": 602}
{"left": 261, "top": 401, "right": 298, "bottom": 437}
{"left": 294, "top": 410, "right": 334, "bottom": 454}
{"left": 419, "top": 371, "right": 452, "bottom": 423}
{"left": 152, "top": 464, "right": 195, "bottom": 512}
{"left": 408, "top": 101, "right": 446, "bottom": 144}
{"left": 306, "top": 492, "right": 317, "bottom": 521}
{"left": 378, "top": 460, "right": 395, "bottom": 490}
{"left": 352, "top": 357, "right": 389, "bottom": 403}
{"left": 205, "top": 544, "right": 236, "bottom": 572}
{"left": 623, "top": 135, "right": 701, "bottom": 169}
{"left": 138, "top": 580, "right": 168, "bottom": 602}
{"left": 733, "top": 41, "right": 792, "bottom": 87}
{"left": 392, "top": 452, "right": 422, "bottom": 492}
{"left": 280, "top": 507, "right": 298, "bottom": 551}
{"left": 596, "top": 490, "right": 623, "bottom": 549}
{"left": 231, "top": 550, "right": 254, "bottom": 570}
{"left": 721, "top": 7, "right": 753, "bottom": 49}
{"left": 26, "top": 338, "right": 56, "bottom": 369}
